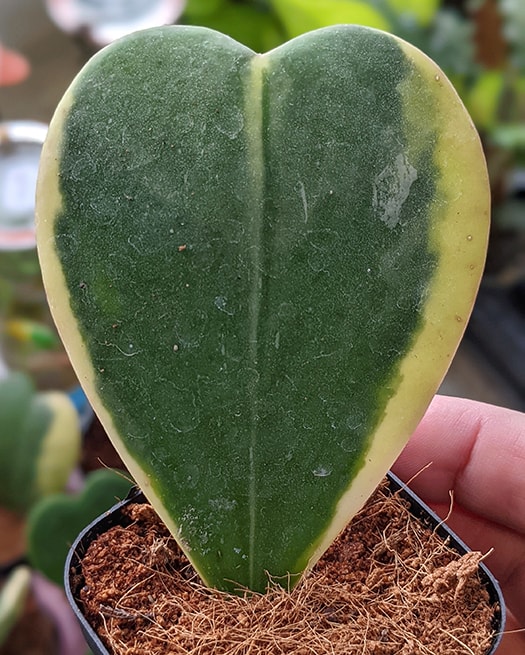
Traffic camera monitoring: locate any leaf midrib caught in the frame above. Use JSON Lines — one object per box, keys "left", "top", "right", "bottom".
{"left": 245, "top": 53, "right": 267, "bottom": 587}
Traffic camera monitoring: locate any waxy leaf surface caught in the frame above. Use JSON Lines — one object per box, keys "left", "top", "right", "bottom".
{"left": 36, "top": 25, "right": 489, "bottom": 592}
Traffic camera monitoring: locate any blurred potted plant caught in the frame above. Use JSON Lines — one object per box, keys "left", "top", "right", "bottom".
{"left": 0, "top": 370, "right": 133, "bottom": 654}
{"left": 0, "top": 370, "right": 81, "bottom": 565}
{"left": 0, "top": 371, "right": 82, "bottom": 653}
{"left": 26, "top": 468, "right": 133, "bottom": 588}
{"left": 36, "top": 20, "right": 501, "bottom": 655}
{"left": 0, "top": 565, "right": 31, "bottom": 650}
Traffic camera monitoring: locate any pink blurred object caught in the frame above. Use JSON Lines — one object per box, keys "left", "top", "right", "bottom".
{"left": 0, "top": 45, "right": 30, "bottom": 87}
{"left": 32, "top": 572, "right": 87, "bottom": 655}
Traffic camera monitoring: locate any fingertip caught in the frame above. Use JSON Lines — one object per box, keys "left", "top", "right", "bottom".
{"left": 393, "top": 395, "right": 525, "bottom": 533}
{"left": 393, "top": 395, "right": 479, "bottom": 499}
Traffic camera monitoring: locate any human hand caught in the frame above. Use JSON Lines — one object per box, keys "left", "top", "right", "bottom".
{"left": 0, "top": 44, "right": 30, "bottom": 86}
{"left": 392, "top": 395, "right": 525, "bottom": 654}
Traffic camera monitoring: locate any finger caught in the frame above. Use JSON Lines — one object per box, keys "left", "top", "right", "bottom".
{"left": 392, "top": 395, "right": 525, "bottom": 534}
{"left": 0, "top": 45, "right": 30, "bottom": 86}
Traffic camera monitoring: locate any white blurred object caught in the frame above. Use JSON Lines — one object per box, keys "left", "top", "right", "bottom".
{"left": 0, "top": 121, "right": 48, "bottom": 252}
{"left": 45, "top": 0, "right": 187, "bottom": 48}
{"left": 0, "top": 355, "right": 9, "bottom": 381}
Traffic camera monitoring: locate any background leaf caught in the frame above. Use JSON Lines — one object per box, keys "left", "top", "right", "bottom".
{"left": 271, "top": 0, "right": 391, "bottom": 37}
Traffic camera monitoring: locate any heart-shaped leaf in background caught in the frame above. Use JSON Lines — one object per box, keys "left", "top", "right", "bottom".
{"left": 27, "top": 468, "right": 134, "bottom": 587}
{"left": 36, "top": 25, "right": 489, "bottom": 593}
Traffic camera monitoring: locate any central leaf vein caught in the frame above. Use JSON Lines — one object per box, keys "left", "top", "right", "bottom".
{"left": 245, "top": 53, "right": 266, "bottom": 587}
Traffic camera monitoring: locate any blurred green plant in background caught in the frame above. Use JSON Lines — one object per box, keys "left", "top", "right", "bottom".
{"left": 0, "top": 565, "right": 31, "bottom": 648}
{"left": 0, "top": 250, "right": 67, "bottom": 388}
{"left": 0, "top": 371, "right": 81, "bottom": 516}
{"left": 27, "top": 468, "right": 134, "bottom": 587}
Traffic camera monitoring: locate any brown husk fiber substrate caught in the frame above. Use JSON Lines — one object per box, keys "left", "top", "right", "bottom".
{"left": 76, "top": 480, "right": 498, "bottom": 655}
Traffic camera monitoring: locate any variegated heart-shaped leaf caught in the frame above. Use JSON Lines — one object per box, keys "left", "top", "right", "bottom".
{"left": 36, "top": 25, "right": 489, "bottom": 593}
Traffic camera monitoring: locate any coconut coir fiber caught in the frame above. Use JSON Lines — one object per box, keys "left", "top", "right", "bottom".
{"left": 76, "top": 480, "right": 498, "bottom": 654}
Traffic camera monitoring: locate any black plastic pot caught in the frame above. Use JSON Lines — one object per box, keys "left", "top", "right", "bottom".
{"left": 65, "top": 472, "right": 506, "bottom": 655}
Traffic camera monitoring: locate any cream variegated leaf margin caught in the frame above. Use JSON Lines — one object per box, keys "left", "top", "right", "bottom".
{"left": 306, "top": 37, "right": 489, "bottom": 569}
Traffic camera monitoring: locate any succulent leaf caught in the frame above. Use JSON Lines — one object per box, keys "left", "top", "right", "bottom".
{"left": 0, "top": 373, "right": 81, "bottom": 514}
{"left": 0, "top": 565, "right": 31, "bottom": 646}
{"left": 27, "top": 469, "right": 133, "bottom": 586}
{"left": 36, "top": 25, "right": 489, "bottom": 592}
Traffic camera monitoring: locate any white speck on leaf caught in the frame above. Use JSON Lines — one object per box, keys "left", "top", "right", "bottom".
{"left": 340, "top": 438, "right": 358, "bottom": 453}
{"left": 216, "top": 107, "right": 244, "bottom": 140}
{"left": 295, "top": 181, "right": 309, "bottom": 223}
{"left": 112, "top": 343, "right": 141, "bottom": 357}
{"left": 274, "top": 331, "right": 280, "bottom": 350}
{"left": 214, "top": 296, "right": 234, "bottom": 315}
{"left": 209, "top": 498, "right": 237, "bottom": 512}
{"left": 313, "top": 466, "right": 332, "bottom": 478}
{"left": 372, "top": 153, "right": 417, "bottom": 229}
